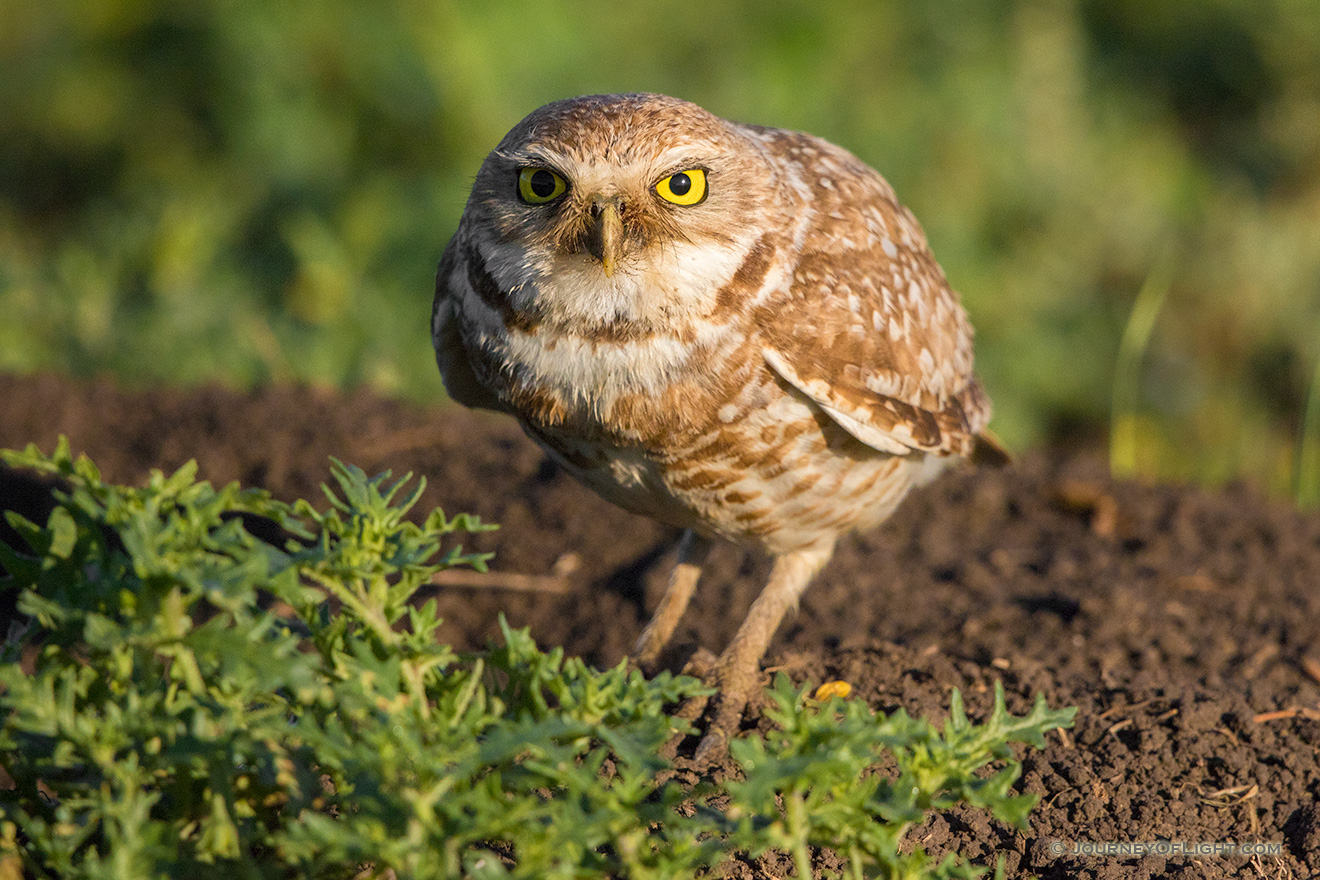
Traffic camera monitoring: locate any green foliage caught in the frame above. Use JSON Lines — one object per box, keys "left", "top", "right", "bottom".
{"left": 0, "top": 441, "right": 1074, "bottom": 878}
{"left": 727, "top": 679, "right": 1074, "bottom": 879}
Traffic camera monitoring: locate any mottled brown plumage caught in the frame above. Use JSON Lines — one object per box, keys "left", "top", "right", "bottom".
{"left": 433, "top": 93, "right": 1000, "bottom": 760}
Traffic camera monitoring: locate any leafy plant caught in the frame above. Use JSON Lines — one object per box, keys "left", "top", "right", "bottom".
{"left": 0, "top": 440, "right": 1074, "bottom": 878}
{"left": 728, "top": 679, "right": 1071, "bottom": 879}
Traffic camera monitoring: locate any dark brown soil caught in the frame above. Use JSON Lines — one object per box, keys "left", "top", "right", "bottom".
{"left": 2, "top": 371, "right": 1318, "bottom": 879}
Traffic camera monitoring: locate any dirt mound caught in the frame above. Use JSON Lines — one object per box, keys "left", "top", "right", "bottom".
{"left": 2, "top": 371, "right": 1317, "bottom": 879}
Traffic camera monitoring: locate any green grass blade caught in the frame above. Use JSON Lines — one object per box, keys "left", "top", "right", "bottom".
{"left": 1297, "top": 347, "right": 1320, "bottom": 509}
{"left": 1110, "top": 255, "right": 1175, "bottom": 479}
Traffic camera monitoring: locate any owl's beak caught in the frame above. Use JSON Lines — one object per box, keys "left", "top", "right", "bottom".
{"left": 586, "top": 196, "right": 625, "bottom": 277}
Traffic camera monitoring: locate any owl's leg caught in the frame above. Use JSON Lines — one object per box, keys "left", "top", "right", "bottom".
{"left": 633, "top": 530, "right": 713, "bottom": 672}
{"left": 694, "top": 544, "right": 834, "bottom": 764}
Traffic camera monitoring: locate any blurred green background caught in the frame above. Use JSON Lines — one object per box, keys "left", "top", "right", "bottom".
{"left": 2, "top": 0, "right": 1319, "bottom": 498}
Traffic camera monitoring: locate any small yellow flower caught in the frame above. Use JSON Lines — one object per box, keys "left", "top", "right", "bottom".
{"left": 813, "top": 680, "right": 852, "bottom": 701}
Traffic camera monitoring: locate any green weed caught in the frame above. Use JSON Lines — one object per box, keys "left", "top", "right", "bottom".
{"left": 0, "top": 441, "right": 1074, "bottom": 878}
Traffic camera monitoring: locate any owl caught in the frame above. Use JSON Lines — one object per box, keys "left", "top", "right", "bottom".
{"left": 433, "top": 93, "right": 1003, "bottom": 761}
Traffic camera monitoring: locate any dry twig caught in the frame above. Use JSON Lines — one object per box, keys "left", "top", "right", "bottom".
{"left": 429, "top": 570, "right": 571, "bottom": 594}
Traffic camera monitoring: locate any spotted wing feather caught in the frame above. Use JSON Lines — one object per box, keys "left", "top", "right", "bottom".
{"left": 752, "top": 129, "right": 991, "bottom": 458}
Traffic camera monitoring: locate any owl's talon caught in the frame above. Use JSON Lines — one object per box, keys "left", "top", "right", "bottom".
{"left": 624, "top": 656, "right": 650, "bottom": 680}
{"left": 693, "top": 726, "right": 730, "bottom": 765}
{"left": 658, "top": 690, "right": 710, "bottom": 762}
{"left": 673, "top": 690, "right": 710, "bottom": 724}
{"left": 681, "top": 646, "right": 719, "bottom": 680}
{"left": 663, "top": 674, "right": 754, "bottom": 768}
{"left": 693, "top": 686, "right": 751, "bottom": 765}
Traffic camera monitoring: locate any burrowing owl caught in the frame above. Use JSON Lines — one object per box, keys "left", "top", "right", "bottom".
{"left": 433, "top": 93, "right": 1002, "bottom": 760}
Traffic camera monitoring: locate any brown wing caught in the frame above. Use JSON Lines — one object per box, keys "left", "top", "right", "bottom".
{"left": 753, "top": 130, "right": 992, "bottom": 458}
{"left": 763, "top": 347, "right": 989, "bottom": 457}
{"left": 432, "top": 236, "right": 509, "bottom": 413}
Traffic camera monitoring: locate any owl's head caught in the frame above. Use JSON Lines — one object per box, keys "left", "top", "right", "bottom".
{"left": 461, "top": 93, "right": 780, "bottom": 328}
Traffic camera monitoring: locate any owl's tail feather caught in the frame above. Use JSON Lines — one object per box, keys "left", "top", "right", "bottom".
{"left": 970, "top": 429, "right": 1012, "bottom": 467}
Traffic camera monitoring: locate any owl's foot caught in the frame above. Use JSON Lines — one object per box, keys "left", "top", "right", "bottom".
{"left": 681, "top": 646, "right": 719, "bottom": 680}
{"left": 656, "top": 548, "right": 835, "bottom": 766}
{"left": 661, "top": 650, "right": 758, "bottom": 767}
{"left": 692, "top": 686, "right": 751, "bottom": 765}
{"left": 655, "top": 648, "right": 716, "bottom": 761}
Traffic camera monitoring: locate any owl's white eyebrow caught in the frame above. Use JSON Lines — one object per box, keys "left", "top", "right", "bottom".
{"left": 654, "top": 160, "right": 711, "bottom": 179}
{"left": 652, "top": 146, "right": 712, "bottom": 172}
{"left": 495, "top": 147, "right": 564, "bottom": 169}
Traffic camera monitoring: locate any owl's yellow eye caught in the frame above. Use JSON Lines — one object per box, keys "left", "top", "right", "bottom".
{"left": 517, "top": 167, "right": 567, "bottom": 204}
{"left": 655, "top": 169, "right": 707, "bottom": 206}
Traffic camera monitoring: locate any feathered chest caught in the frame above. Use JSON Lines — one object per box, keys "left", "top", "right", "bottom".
{"left": 446, "top": 235, "right": 770, "bottom": 450}
{"left": 474, "top": 315, "right": 763, "bottom": 450}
